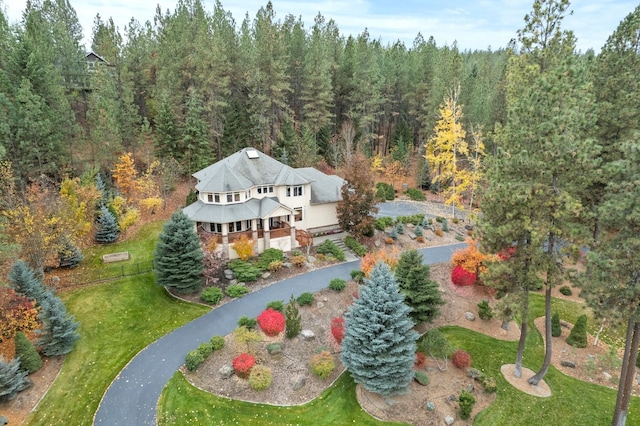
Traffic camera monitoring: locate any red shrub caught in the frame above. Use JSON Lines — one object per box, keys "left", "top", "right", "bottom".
{"left": 451, "top": 265, "right": 477, "bottom": 286}
{"left": 452, "top": 350, "right": 472, "bottom": 369}
{"left": 331, "top": 317, "right": 345, "bottom": 344}
{"left": 414, "top": 351, "right": 427, "bottom": 369}
{"left": 232, "top": 353, "right": 256, "bottom": 378}
{"left": 497, "top": 246, "right": 516, "bottom": 261}
{"left": 257, "top": 308, "right": 285, "bottom": 336}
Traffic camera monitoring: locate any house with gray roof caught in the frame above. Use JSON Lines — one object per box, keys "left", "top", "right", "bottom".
{"left": 183, "top": 147, "right": 344, "bottom": 259}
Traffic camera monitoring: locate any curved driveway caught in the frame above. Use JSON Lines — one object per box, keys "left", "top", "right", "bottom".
{"left": 94, "top": 243, "right": 465, "bottom": 425}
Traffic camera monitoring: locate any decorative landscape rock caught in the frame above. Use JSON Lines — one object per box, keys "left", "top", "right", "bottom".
{"left": 229, "top": 279, "right": 238, "bottom": 286}
{"left": 307, "top": 255, "right": 316, "bottom": 263}
{"left": 219, "top": 364, "right": 234, "bottom": 379}
{"left": 300, "top": 329, "right": 315, "bottom": 340}
{"left": 224, "top": 269, "right": 234, "bottom": 279}
{"left": 408, "top": 232, "right": 417, "bottom": 240}
{"left": 603, "top": 372, "right": 612, "bottom": 381}
{"left": 425, "top": 401, "right": 435, "bottom": 411}
{"left": 465, "top": 312, "right": 476, "bottom": 321}
{"left": 445, "top": 414, "right": 455, "bottom": 425}
{"left": 291, "top": 374, "right": 306, "bottom": 390}
{"left": 561, "top": 360, "right": 576, "bottom": 368}
{"left": 262, "top": 271, "right": 271, "bottom": 279}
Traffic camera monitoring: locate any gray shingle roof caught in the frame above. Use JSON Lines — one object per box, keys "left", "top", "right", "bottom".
{"left": 183, "top": 197, "right": 289, "bottom": 223}
{"left": 296, "top": 168, "right": 345, "bottom": 204}
{"left": 194, "top": 148, "right": 309, "bottom": 192}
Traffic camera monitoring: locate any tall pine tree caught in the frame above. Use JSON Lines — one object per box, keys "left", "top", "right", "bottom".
{"left": 395, "top": 249, "right": 444, "bottom": 324}
{"left": 341, "top": 262, "right": 418, "bottom": 398}
{"left": 38, "top": 292, "right": 80, "bottom": 356}
{"left": 153, "top": 210, "right": 204, "bottom": 293}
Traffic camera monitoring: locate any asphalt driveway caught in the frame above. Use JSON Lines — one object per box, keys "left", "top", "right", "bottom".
{"left": 93, "top": 242, "right": 465, "bottom": 425}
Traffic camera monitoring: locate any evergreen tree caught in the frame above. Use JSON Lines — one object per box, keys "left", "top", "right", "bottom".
{"left": 341, "top": 262, "right": 418, "bottom": 398}
{"left": 285, "top": 294, "right": 302, "bottom": 338}
{"left": 9, "top": 260, "right": 47, "bottom": 302}
{"left": 154, "top": 95, "right": 181, "bottom": 161}
{"left": 182, "top": 90, "right": 212, "bottom": 173}
{"left": 58, "top": 239, "right": 83, "bottom": 268}
{"left": 0, "top": 356, "right": 29, "bottom": 402}
{"left": 95, "top": 204, "right": 119, "bottom": 243}
{"left": 153, "top": 211, "right": 204, "bottom": 293}
{"left": 14, "top": 331, "right": 42, "bottom": 374}
{"left": 566, "top": 314, "right": 587, "bottom": 348}
{"left": 395, "top": 250, "right": 444, "bottom": 324}
{"left": 38, "top": 292, "right": 80, "bottom": 356}
{"left": 551, "top": 312, "right": 561, "bottom": 337}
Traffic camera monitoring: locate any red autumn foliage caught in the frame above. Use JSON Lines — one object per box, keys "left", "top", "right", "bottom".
{"left": 451, "top": 264, "right": 477, "bottom": 286}
{"left": 0, "top": 288, "right": 40, "bottom": 343}
{"left": 497, "top": 246, "right": 516, "bottom": 261}
{"left": 414, "top": 351, "right": 427, "bottom": 369}
{"left": 257, "top": 308, "right": 285, "bottom": 336}
{"left": 452, "top": 349, "right": 472, "bottom": 369}
{"left": 331, "top": 317, "right": 345, "bottom": 344}
{"left": 232, "top": 353, "right": 256, "bottom": 377}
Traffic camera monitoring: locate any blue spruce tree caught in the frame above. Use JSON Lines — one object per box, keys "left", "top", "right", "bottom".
{"left": 341, "top": 262, "right": 418, "bottom": 398}
{"left": 9, "top": 260, "right": 47, "bottom": 302}
{"left": 153, "top": 211, "right": 204, "bottom": 293}
{"left": 38, "top": 292, "right": 80, "bottom": 356}
{"left": 95, "top": 204, "right": 119, "bottom": 243}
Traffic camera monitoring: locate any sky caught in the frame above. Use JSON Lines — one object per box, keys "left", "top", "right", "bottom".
{"left": 2, "top": 0, "right": 637, "bottom": 53}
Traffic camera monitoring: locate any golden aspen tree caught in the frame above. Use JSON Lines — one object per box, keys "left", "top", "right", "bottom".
{"left": 112, "top": 152, "right": 137, "bottom": 200}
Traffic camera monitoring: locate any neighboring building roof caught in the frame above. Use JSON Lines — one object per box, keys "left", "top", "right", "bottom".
{"left": 296, "top": 167, "right": 344, "bottom": 204}
{"left": 194, "top": 147, "right": 310, "bottom": 192}
{"left": 85, "top": 51, "right": 109, "bottom": 64}
{"left": 183, "top": 197, "right": 290, "bottom": 223}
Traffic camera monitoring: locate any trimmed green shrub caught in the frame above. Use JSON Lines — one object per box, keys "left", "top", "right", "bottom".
{"left": 257, "top": 248, "right": 284, "bottom": 270}
{"left": 197, "top": 342, "right": 213, "bottom": 357}
{"left": 249, "top": 365, "right": 273, "bottom": 390}
{"left": 329, "top": 278, "right": 346, "bottom": 292}
{"left": 309, "top": 350, "right": 335, "bottom": 379}
{"left": 567, "top": 314, "right": 588, "bottom": 348}
{"left": 266, "top": 342, "right": 283, "bottom": 355}
{"left": 268, "top": 260, "right": 284, "bottom": 272}
{"left": 396, "top": 223, "right": 404, "bottom": 235}
{"left": 344, "top": 236, "right": 368, "bottom": 256}
{"left": 414, "top": 225, "right": 423, "bottom": 237}
{"left": 350, "top": 270, "right": 365, "bottom": 283}
{"left": 200, "top": 287, "right": 224, "bottom": 304}
{"left": 477, "top": 300, "right": 494, "bottom": 320}
{"left": 210, "top": 336, "right": 225, "bottom": 351}
{"left": 226, "top": 285, "right": 249, "bottom": 298}
{"left": 479, "top": 375, "right": 497, "bottom": 393}
{"left": 185, "top": 350, "right": 205, "bottom": 371}
{"left": 414, "top": 370, "right": 430, "bottom": 386}
{"left": 389, "top": 227, "right": 398, "bottom": 240}
{"left": 559, "top": 285, "right": 573, "bottom": 296}
{"left": 396, "top": 214, "right": 425, "bottom": 225}
{"left": 266, "top": 300, "right": 284, "bottom": 312}
{"left": 227, "top": 260, "right": 262, "bottom": 282}
{"left": 316, "top": 239, "right": 345, "bottom": 261}
{"left": 406, "top": 188, "right": 426, "bottom": 201}
{"left": 441, "top": 219, "right": 449, "bottom": 232}
{"left": 375, "top": 217, "right": 394, "bottom": 231}
{"left": 237, "top": 316, "right": 257, "bottom": 329}
{"left": 552, "top": 312, "right": 562, "bottom": 337}
{"left": 297, "top": 292, "right": 314, "bottom": 306}
{"left": 459, "top": 389, "right": 476, "bottom": 420}
{"left": 14, "top": 332, "right": 42, "bottom": 374}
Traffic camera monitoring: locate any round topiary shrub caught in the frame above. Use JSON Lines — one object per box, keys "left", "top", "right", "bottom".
{"left": 257, "top": 308, "right": 286, "bottom": 336}
{"left": 559, "top": 285, "right": 573, "bottom": 296}
{"left": 414, "top": 370, "right": 430, "bottom": 386}
{"left": 226, "top": 284, "right": 249, "bottom": 298}
{"left": 185, "top": 349, "right": 205, "bottom": 371}
{"left": 237, "top": 315, "right": 258, "bottom": 329}
{"left": 14, "top": 332, "right": 42, "bottom": 374}
{"left": 458, "top": 389, "right": 476, "bottom": 420}
{"left": 248, "top": 365, "right": 273, "bottom": 391}
{"left": 201, "top": 287, "right": 224, "bottom": 304}
{"left": 210, "top": 335, "right": 225, "bottom": 351}
{"left": 451, "top": 265, "right": 477, "bottom": 286}
{"left": 329, "top": 278, "right": 346, "bottom": 292}
{"left": 452, "top": 349, "right": 472, "bottom": 369}
{"left": 477, "top": 300, "right": 494, "bottom": 320}
{"left": 309, "top": 350, "right": 335, "bottom": 379}
{"left": 233, "top": 353, "right": 256, "bottom": 378}
{"left": 266, "top": 300, "right": 284, "bottom": 312}
{"left": 297, "top": 292, "right": 314, "bottom": 306}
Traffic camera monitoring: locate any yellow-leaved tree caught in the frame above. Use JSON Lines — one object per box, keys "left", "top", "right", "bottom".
{"left": 232, "top": 235, "right": 255, "bottom": 261}
{"left": 112, "top": 152, "right": 137, "bottom": 200}
{"left": 425, "top": 83, "right": 469, "bottom": 218}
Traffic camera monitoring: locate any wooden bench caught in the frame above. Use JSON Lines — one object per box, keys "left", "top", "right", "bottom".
{"left": 102, "top": 252, "right": 130, "bottom": 263}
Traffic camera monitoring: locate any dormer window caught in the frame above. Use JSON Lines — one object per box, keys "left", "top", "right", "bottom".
{"left": 286, "top": 185, "right": 303, "bottom": 197}
{"left": 257, "top": 185, "right": 274, "bottom": 194}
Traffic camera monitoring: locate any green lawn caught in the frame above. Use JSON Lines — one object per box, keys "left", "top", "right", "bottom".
{"left": 158, "top": 371, "right": 407, "bottom": 426}
{"left": 24, "top": 219, "right": 209, "bottom": 426}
